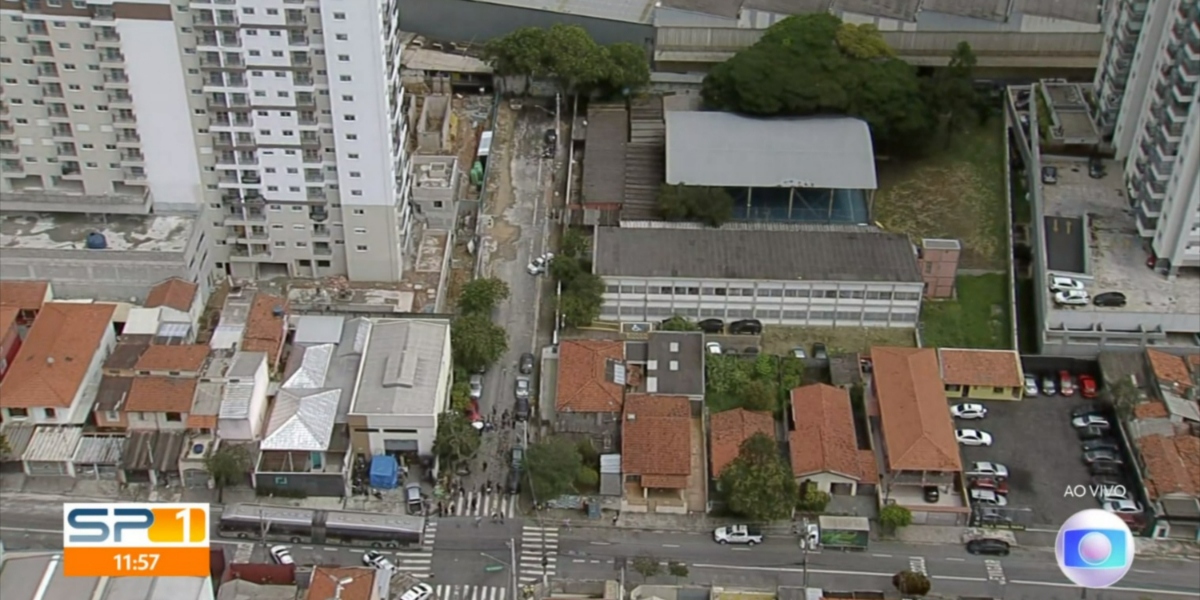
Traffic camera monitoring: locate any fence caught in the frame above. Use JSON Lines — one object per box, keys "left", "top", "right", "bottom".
{"left": 472, "top": 92, "right": 503, "bottom": 280}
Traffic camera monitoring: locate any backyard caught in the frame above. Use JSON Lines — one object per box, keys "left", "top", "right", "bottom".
{"left": 919, "top": 274, "right": 1012, "bottom": 350}
{"left": 874, "top": 120, "right": 1009, "bottom": 270}
{"left": 760, "top": 325, "right": 915, "bottom": 356}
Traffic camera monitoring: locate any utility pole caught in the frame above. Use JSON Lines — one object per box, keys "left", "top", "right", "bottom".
{"left": 799, "top": 517, "right": 810, "bottom": 588}
{"left": 509, "top": 538, "right": 519, "bottom": 600}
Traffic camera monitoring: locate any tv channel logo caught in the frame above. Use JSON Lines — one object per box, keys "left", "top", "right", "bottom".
{"left": 64, "top": 503, "right": 209, "bottom": 546}
{"left": 1055, "top": 509, "right": 1135, "bottom": 588}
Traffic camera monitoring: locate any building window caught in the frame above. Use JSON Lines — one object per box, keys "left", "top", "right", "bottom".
{"left": 8, "top": 408, "right": 28, "bottom": 418}
{"left": 165, "top": 412, "right": 182, "bottom": 422}
{"left": 355, "top": 245, "right": 368, "bottom": 252}
{"left": 43, "top": 408, "right": 57, "bottom": 418}
{"left": 105, "top": 410, "right": 120, "bottom": 421}
{"left": 352, "top": 209, "right": 365, "bottom": 215}
{"left": 354, "top": 227, "right": 366, "bottom": 234}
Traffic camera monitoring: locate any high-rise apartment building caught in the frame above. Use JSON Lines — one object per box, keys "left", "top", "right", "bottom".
{"left": 0, "top": 0, "right": 413, "bottom": 287}
{"left": 1094, "top": 0, "right": 1199, "bottom": 275}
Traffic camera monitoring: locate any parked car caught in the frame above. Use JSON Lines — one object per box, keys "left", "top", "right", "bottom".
{"left": 1083, "top": 449, "right": 1124, "bottom": 465}
{"left": 1049, "top": 276, "right": 1086, "bottom": 293}
{"left": 466, "top": 399, "right": 483, "bottom": 428}
{"left": 1088, "top": 156, "right": 1107, "bottom": 179}
{"left": 973, "top": 508, "right": 1013, "bottom": 527}
{"left": 519, "top": 352, "right": 535, "bottom": 375}
{"left": 967, "top": 538, "right": 1011, "bottom": 556}
{"left": 956, "top": 429, "right": 994, "bottom": 447}
{"left": 1077, "top": 425, "right": 1108, "bottom": 441}
{"left": 1053, "top": 290, "right": 1090, "bottom": 306}
{"left": 705, "top": 341, "right": 722, "bottom": 355}
{"left": 1073, "top": 414, "right": 1111, "bottom": 429}
{"left": 1041, "top": 373, "right": 1058, "bottom": 396}
{"left": 544, "top": 128, "right": 558, "bottom": 146}
{"left": 399, "top": 583, "right": 435, "bottom": 600}
{"left": 1078, "top": 374, "right": 1098, "bottom": 399}
{"left": 1059, "top": 371, "right": 1076, "bottom": 396}
{"left": 792, "top": 347, "right": 807, "bottom": 359}
{"left": 803, "top": 523, "right": 820, "bottom": 549}
{"left": 514, "top": 396, "right": 531, "bottom": 422}
{"left": 269, "top": 545, "right": 295, "bottom": 565}
{"left": 511, "top": 446, "right": 524, "bottom": 469}
{"left": 1023, "top": 374, "right": 1040, "bottom": 397}
{"left": 506, "top": 468, "right": 522, "bottom": 495}
{"left": 514, "top": 376, "right": 531, "bottom": 400}
{"left": 1099, "top": 487, "right": 1132, "bottom": 502}
{"left": 951, "top": 403, "right": 988, "bottom": 420}
{"left": 729, "top": 319, "right": 762, "bottom": 335}
{"left": 1093, "top": 292, "right": 1127, "bottom": 307}
{"left": 1041, "top": 165, "right": 1059, "bottom": 184}
{"left": 527, "top": 254, "right": 552, "bottom": 276}
{"left": 812, "top": 343, "right": 829, "bottom": 361}
{"left": 1090, "top": 475, "right": 1125, "bottom": 488}
{"left": 923, "top": 486, "right": 940, "bottom": 503}
{"left": 970, "top": 489, "right": 1009, "bottom": 507}
{"left": 1072, "top": 406, "right": 1106, "bottom": 419}
{"left": 1089, "top": 461, "right": 1123, "bottom": 476}
{"left": 363, "top": 550, "right": 395, "bottom": 571}
{"left": 697, "top": 318, "right": 725, "bottom": 333}
{"left": 713, "top": 525, "right": 763, "bottom": 545}
{"left": 1102, "top": 499, "right": 1143, "bottom": 514}
{"left": 405, "top": 482, "right": 423, "bottom": 515}
{"left": 1082, "top": 439, "right": 1122, "bottom": 453}
{"left": 469, "top": 374, "right": 483, "bottom": 400}
{"left": 969, "top": 477, "right": 1010, "bottom": 495}
{"left": 966, "top": 461, "right": 1010, "bottom": 479}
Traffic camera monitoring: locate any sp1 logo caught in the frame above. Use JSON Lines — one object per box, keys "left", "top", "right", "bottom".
{"left": 64, "top": 503, "right": 209, "bottom": 547}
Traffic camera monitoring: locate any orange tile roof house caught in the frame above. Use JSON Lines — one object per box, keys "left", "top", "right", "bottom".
{"left": 0, "top": 303, "right": 116, "bottom": 425}
{"left": 0, "top": 306, "right": 21, "bottom": 382}
{"left": 789, "top": 384, "right": 879, "bottom": 496}
{"left": 0, "top": 280, "right": 52, "bottom": 322}
{"left": 709, "top": 408, "right": 774, "bottom": 478}
{"left": 1147, "top": 349, "right": 1196, "bottom": 397}
{"left": 621, "top": 394, "right": 693, "bottom": 514}
{"left": 1133, "top": 432, "right": 1200, "bottom": 539}
{"left": 937, "top": 348, "right": 1025, "bottom": 401}
{"left": 144, "top": 277, "right": 200, "bottom": 313}
{"left": 134, "top": 344, "right": 210, "bottom": 374}
{"left": 242, "top": 292, "right": 288, "bottom": 370}
{"left": 557, "top": 340, "right": 626, "bottom": 413}
{"left": 123, "top": 377, "right": 200, "bottom": 431}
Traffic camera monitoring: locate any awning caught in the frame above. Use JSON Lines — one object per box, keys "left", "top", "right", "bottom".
{"left": 122, "top": 431, "right": 157, "bottom": 470}
{"left": 384, "top": 439, "right": 418, "bottom": 452}
{"left": 153, "top": 431, "right": 187, "bottom": 471}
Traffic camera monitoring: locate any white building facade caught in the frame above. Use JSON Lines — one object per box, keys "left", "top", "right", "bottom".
{"left": 1095, "top": 0, "right": 1200, "bottom": 274}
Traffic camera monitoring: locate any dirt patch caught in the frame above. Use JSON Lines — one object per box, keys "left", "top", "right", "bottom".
{"left": 484, "top": 102, "right": 520, "bottom": 261}
{"left": 874, "top": 123, "right": 1008, "bottom": 270}
{"left": 760, "top": 326, "right": 916, "bottom": 356}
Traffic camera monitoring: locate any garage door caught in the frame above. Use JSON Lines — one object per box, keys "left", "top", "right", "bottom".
{"left": 25, "top": 461, "right": 69, "bottom": 476}
{"left": 830, "top": 483, "right": 854, "bottom": 495}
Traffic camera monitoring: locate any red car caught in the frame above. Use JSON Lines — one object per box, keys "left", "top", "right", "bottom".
{"left": 1059, "top": 370, "right": 1076, "bottom": 396}
{"left": 969, "top": 477, "right": 1010, "bottom": 495}
{"left": 466, "top": 399, "right": 483, "bottom": 427}
{"left": 1079, "top": 374, "right": 1098, "bottom": 399}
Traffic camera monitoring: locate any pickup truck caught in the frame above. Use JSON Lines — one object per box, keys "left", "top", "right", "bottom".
{"left": 713, "top": 525, "right": 763, "bottom": 545}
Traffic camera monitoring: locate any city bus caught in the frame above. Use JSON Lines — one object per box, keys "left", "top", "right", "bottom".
{"left": 217, "top": 503, "right": 424, "bottom": 548}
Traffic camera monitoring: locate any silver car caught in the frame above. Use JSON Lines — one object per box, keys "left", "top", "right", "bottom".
{"left": 469, "top": 374, "right": 483, "bottom": 400}
{"left": 515, "top": 376, "right": 531, "bottom": 400}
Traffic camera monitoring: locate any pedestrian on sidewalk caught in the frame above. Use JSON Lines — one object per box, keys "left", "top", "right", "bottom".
{"left": 482, "top": 462, "right": 488, "bottom": 472}
{"left": 475, "top": 516, "right": 483, "bottom": 527}
{"left": 611, "top": 515, "right": 618, "bottom": 526}
{"left": 470, "top": 497, "right": 478, "bottom": 512}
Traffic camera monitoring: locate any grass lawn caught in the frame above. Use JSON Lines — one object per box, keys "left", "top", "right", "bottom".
{"left": 920, "top": 274, "right": 1012, "bottom": 349}
{"left": 761, "top": 326, "right": 916, "bottom": 356}
{"left": 874, "top": 120, "right": 1009, "bottom": 270}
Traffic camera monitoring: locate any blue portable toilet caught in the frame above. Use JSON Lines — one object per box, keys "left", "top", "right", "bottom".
{"left": 369, "top": 455, "right": 399, "bottom": 489}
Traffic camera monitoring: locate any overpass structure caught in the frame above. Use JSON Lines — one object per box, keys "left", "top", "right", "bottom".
{"left": 654, "top": 27, "right": 1103, "bottom": 70}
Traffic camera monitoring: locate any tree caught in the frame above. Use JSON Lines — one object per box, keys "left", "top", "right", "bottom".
{"left": 1107, "top": 377, "right": 1141, "bottom": 422}
{"left": 482, "top": 25, "right": 650, "bottom": 95}
{"left": 741, "top": 380, "right": 778, "bottom": 412}
{"left": 434, "top": 412, "right": 481, "bottom": 468}
{"left": 659, "top": 315, "right": 699, "bottom": 331}
{"left": 602, "top": 42, "right": 651, "bottom": 95}
{"left": 525, "top": 437, "right": 583, "bottom": 500}
{"left": 0, "top": 431, "right": 10, "bottom": 458}
{"left": 450, "top": 380, "right": 473, "bottom": 413}
{"left": 631, "top": 553, "right": 662, "bottom": 581}
{"left": 702, "top": 14, "right": 932, "bottom": 153}
{"left": 657, "top": 184, "right": 735, "bottom": 227}
{"left": 560, "top": 229, "right": 589, "bottom": 259}
{"left": 576, "top": 465, "right": 600, "bottom": 490}
{"left": 880, "top": 504, "right": 913, "bottom": 535}
{"left": 204, "top": 444, "right": 252, "bottom": 503}
{"left": 483, "top": 27, "right": 549, "bottom": 77}
{"left": 553, "top": 254, "right": 604, "bottom": 328}
{"left": 924, "top": 42, "right": 979, "bottom": 147}
{"left": 458, "top": 277, "right": 510, "bottom": 316}
{"left": 667, "top": 561, "right": 690, "bottom": 583}
{"left": 451, "top": 314, "right": 508, "bottom": 372}
{"left": 893, "top": 570, "right": 932, "bottom": 596}
{"left": 796, "top": 484, "right": 831, "bottom": 513}
{"left": 719, "top": 433, "right": 798, "bottom": 521}
{"left": 541, "top": 24, "right": 607, "bottom": 92}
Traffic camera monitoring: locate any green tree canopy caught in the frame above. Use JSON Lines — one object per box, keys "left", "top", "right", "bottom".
{"left": 434, "top": 412, "right": 481, "bottom": 467}
{"left": 559, "top": 229, "right": 589, "bottom": 259}
{"left": 659, "top": 315, "right": 700, "bottom": 331}
{"left": 552, "top": 253, "right": 605, "bottom": 328}
{"left": 702, "top": 14, "right": 932, "bottom": 152}
{"left": 631, "top": 553, "right": 663, "bottom": 581}
{"left": 451, "top": 314, "right": 508, "bottom": 372}
{"left": 450, "top": 380, "right": 473, "bottom": 413}
{"left": 458, "top": 277, "right": 510, "bottom": 316}
{"left": 657, "top": 184, "right": 734, "bottom": 227}
{"left": 880, "top": 504, "right": 913, "bottom": 534}
{"left": 706, "top": 354, "right": 797, "bottom": 413}
{"left": 204, "top": 444, "right": 252, "bottom": 503}
{"left": 893, "top": 570, "right": 932, "bottom": 596}
{"left": 525, "top": 436, "right": 583, "bottom": 500}
{"left": 483, "top": 25, "right": 649, "bottom": 95}
{"left": 719, "top": 433, "right": 798, "bottom": 521}
{"left": 924, "top": 41, "right": 980, "bottom": 146}
{"left": 667, "top": 561, "right": 689, "bottom": 582}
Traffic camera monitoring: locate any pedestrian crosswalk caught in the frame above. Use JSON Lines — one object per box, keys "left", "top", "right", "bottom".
{"left": 423, "top": 519, "right": 439, "bottom": 552}
{"left": 440, "top": 491, "right": 518, "bottom": 518}
{"left": 984, "top": 559, "right": 1006, "bottom": 584}
{"left": 908, "top": 556, "right": 927, "bottom": 575}
{"left": 435, "top": 585, "right": 508, "bottom": 600}
{"left": 518, "top": 524, "right": 558, "bottom": 583}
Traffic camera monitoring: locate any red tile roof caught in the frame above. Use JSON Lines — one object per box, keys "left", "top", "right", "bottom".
{"left": 135, "top": 344, "right": 210, "bottom": 372}
{"left": 1133, "top": 401, "right": 1169, "bottom": 420}
{"left": 556, "top": 339, "right": 625, "bottom": 413}
{"left": 305, "top": 567, "right": 376, "bottom": 600}
{"left": 124, "top": 377, "right": 198, "bottom": 413}
{"left": 0, "top": 280, "right": 50, "bottom": 311}
{"left": 144, "top": 277, "right": 198, "bottom": 312}
{"left": 622, "top": 394, "right": 691, "bottom": 487}
{"left": 710, "top": 408, "right": 775, "bottom": 477}
{"left": 789, "top": 384, "right": 864, "bottom": 480}
{"left": 871, "top": 346, "right": 962, "bottom": 473}
{"left": 241, "top": 293, "right": 286, "bottom": 367}
{"left": 0, "top": 303, "right": 114, "bottom": 408}
{"left": 1147, "top": 349, "right": 1194, "bottom": 391}
{"left": 0, "top": 306, "right": 18, "bottom": 334}
{"left": 938, "top": 349, "right": 1024, "bottom": 388}
{"left": 1136, "top": 434, "right": 1200, "bottom": 500}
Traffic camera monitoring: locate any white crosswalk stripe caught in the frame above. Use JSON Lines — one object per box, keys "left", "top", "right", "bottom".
{"left": 984, "top": 559, "right": 1006, "bottom": 584}
{"left": 423, "top": 520, "right": 439, "bottom": 552}
{"left": 442, "top": 492, "right": 518, "bottom": 518}
{"left": 435, "top": 585, "right": 508, "bottom": 600}
{"left": 909, "top": 556, "right": 927, "bottom": 575}
{"left": 518, "top": 525, "right": 559, "bottom": 583}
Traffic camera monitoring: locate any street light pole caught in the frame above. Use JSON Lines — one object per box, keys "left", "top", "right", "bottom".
{"left": 799, "top": 517, "right": 810, "bottom": 588}
{"left": 509, "top": 537, "right": 519, "bottom": 600}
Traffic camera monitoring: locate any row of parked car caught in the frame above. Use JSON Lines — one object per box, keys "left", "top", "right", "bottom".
{"left": 1023, "top": 369, "right": 1097, "bottom": 399}
{"left": 1050, "top": 276, "right": 1127, "bottom": 308}
{"left": 946, "top": 404, "right": 1014, "bottom": 512}
{"left": 1072, "top": 406, "right": 1143, "bottom": 520}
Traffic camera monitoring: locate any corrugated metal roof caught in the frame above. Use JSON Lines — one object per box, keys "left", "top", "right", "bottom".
{"left": 665, "top": 113, "right": 877, "bottom": 190}
{"left": 582, "top": 107, "right": 629, "bottom": 204}
{"left": 153, "top": 431, "right": 188, "bottom": 471}
{"left": 293, "top": 316, "right": 345, "bottom": 345}
{"left": 282, "top": 344, "right": 334, "bottom": 389}
{"left": 228, "top": 351, "right": 265, "bottom": 378}
{"left": 219, "top": 381, "right": 255, "bottom": 419}
{"left": 0, "top": 423, "right": 35, "bottom": 461}
{"left": 600, "top": 453, "right": 622, "bottom": 474}
{"left": 261, "top": 389, "right": 340, "bottom": 451}
{"left": 122, "top": 430, "right": 157, "bottom": 470}
{"left": 474, "top": 0, "right": 657, "bottom": 24}
{"left": 23, "top": 426, "right": 82, "bottom": 462}
{"left": 72, "top": 435, "right": 125, "bottom": 464}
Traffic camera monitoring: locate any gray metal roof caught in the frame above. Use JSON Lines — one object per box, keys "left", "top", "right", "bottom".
{"left": 0, "top": 423, "right": 35, "bottom": 461}
{"left": 72, "top": 435, "right": 125, "bottom": 464}
{"left": 920, "top": 0, "right": 1008, "bottom": 20}
{"left": 665, "top": 113, "right": 877, "bottom": 190}
{"left": 645, "top": 332, "right": 705, "bottom": 396}
{"left": 351, "top": 319, "right": 451, "bottom": 416}
{"left": 594, "top": 227, "right": 923, "bottom": 282}
{"left": 227, "top": 351, "right": 265, "bottom": 378}
{"left": 1013, "top": 0, "right": 1099, "bottom": 23}
{"left": 746, "top": 0, "right": 833, "bottom": 14}
{"left": 836, "top": 0, "right": 921, "bottom": 20}
{"left": 293, "top": 315, "right": 345, "bottom": 345}
{"left": 582, "top": 107, "right": 629, "bottom": 204}
{"left": 22, "top": 426, "right": 82, "bottom": 462}
{"left": 660, "top": 0, "right": 743, "bottom": 18}
{"left": 474, "top": 0, "right": 657, "bottom": 23}
{"left": 282, "top": 343, "right": 334, "bottom": 389}
{"left": 218, "top": 381, "right": 255, "bottom": 419}
{"left": 261, "top": 389, "right": 340, "bottom": 451}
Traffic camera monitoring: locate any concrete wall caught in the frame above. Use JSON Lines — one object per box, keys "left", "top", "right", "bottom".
{"left": 254, "top": 471, "right": 346, "bottom": 498}
{"left": 397, "top": 0, "right": 655, "bottom": 46}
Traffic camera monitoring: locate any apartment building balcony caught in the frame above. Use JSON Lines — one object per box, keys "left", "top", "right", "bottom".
{"left": 31, "top": 44, "right": 53, "bottom": 57}
{"left": 230, "top": 226, "right": 269, "bottom": 241}
{"left": 220, "top": 34, "right": 241, "bottom": 48}
{"left": 229, "top": 244, "right": 272, "bottom": 261}
{"left": 311, "top": 225, "right": 330, "bottom": 237}
{"left": 1149, "top": 155, "right": 1175, "bottom": 183}
{"left": 122, "top": 168, "right": 147, "bottom": 182}
{"left": 294, "top": 73, "right": 314, "bottom": 86}
{"left": 56, "top": 144, "right": 77, "bottom": 157}
{"left": 198, "top": 34, "right": 220, "bottom": 47}
{"left": 299, "top": 133, "right": 320, "bottom": 147}
{"left": 229, "top": 95, "right": 250, "bottom": 107}
{"left": 103, "top": 72, "right": 129, "bottom": 86}
{"left": 0, "top": 159, "right": 23, "bottom": 174}
{"left": 107, "top": 92, "right": 134, "bottom": 106}
{"left": 46, "top": 104, "right": 69, "bottom": 118}
{"left": 26, "top": 20, "right": 49, "bottom": 35}
{"left": 288, "top": 35, "right": 309, "bottom": 46}
{"left": 36, "top": 64, "right": 59, "bottom": 78}
{"left": 240, "top": 172, "right": 261, "bottom": 184}
{"left": 50, "top": 126, "right": 73, "bottom": 139}
{"left": 226, "top": 75, "right": 247, "bottom": 87}
{"left": 291, "top": 53, "right": 311, "bottom": 66}
{"left": 200, "top": 54, "right": 223, "bottom": 68}
{"left": 297, "top": 112, "right": 318, "bottom": 126}
{"left": 99, "top": 52, "right": 125, "bottom": 64}
{"left": 0, "top": 139, "right": 16, "bottom": 155}
{"left": 313, "top": 244, "right": 332, "bottom": 256}
{"left": 112, "top": 111, "right": 136, "bottom": 124}
{"left": 224, "top": 211, "right": 267, "bottom": 225}
{"left": 285, "top": 9, "right": 306, "bottom": 25}
{"left": 115, "top": 131, "right": 140, "bottom": 145}
{"left": 0, "top": 122, "right": 16, "bottom": 136}
{"left": 193, "top": 11, "right": 215, "bottom": 25}
{"left": 302, "top": 151, "right": 322, "bottom": 164}
{"left": 41, "top": 85, "right": 64, "bottom": 98}
{"left": 309, "top": 206, "right": 328, "bottom": 222}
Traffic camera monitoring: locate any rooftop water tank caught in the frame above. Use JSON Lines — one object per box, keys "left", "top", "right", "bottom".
{"left": 85, "top": 232, "right": 108, "bottom": 250}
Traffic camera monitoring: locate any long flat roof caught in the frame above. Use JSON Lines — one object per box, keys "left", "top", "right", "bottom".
{"left": 351, "top": 319, "right": 450, "bottom": 415}
{"left": 594, "top": 226, "right": 922, "bottom": 283}
{"left": 665, "top": 113, "right": 877, "bottom": 190}
{"left": 0, "top": 213, "right": 193, "bottom": 253}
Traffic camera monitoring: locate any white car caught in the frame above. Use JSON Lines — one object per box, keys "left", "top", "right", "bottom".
{"left": 1072, "top": 415, "right": 1111, "bottom": 429}
{"left": 1049, "top": 276, "right": 1086, "bottom": 293}
{"left": 526, "top": 252, "right": 555, "bottom": 275}
{"left": 363, "top": 550, "right": 395, "bottom": 571}
{"left": 956, "top": 429, "right": 994, "bottom": 447}
{"left": 970, "top": 489, "right": 1009, "bottom": 507}
{"left": 1023, "top": 374, "right": 1039, "bottom": 397}
{"left": 1054, "top": 290, "right": 1090, "bottom": 306}
{"left": 713, "top": 525, "right": 763, "bottom": 545}
{"left": 803, "top": 523, "right": 819, "bottom": 549}
{"left": 269, "top": 545, "right": 295, "bottom": 565}
{"left": 1099, "top": 488, "right": 1132, "bottom": 503}
{"left": 399, "top": 583, "right": 435, "bottom": 600}
{"left": 951, "top": 403, "right": 988, "bottom": 420}
{"left": 1102, "top": 499, "right": 1142, "bottom": 514}
{"left": 706, "top": 341, "right": 722, "bottom": 355}
{"left": 966, "top": 461, "right": 1009, "bottom": 479}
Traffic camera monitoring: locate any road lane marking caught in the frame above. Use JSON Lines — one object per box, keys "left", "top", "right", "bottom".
{"left": 572, "top": 559, "right": 585, "bottom": 563}
{"left": 589, "top": 541, "right": 610, "bottom": 546}
{"left": 0, "top": 527, "right": 63, "bottom": 534}
{"left": 984, "top": 559, "right": 1006, "bottom": 584}
{"left": 909, "top": 557, "right": 927, "bottom": 575}
{"left": 729, "top": 548, "right": 750, "bottom": 552}
{"left": 945, "top": 557, "right": 965, "bottom": 562}
{"left": 662, "top": 544, "right": 680, "bottom": 548}
{"left": 871, "top": 554, "right": 892, "bottom": 558}
{"left": 1133, "top": 569, "right": 1156, "bottom": 574}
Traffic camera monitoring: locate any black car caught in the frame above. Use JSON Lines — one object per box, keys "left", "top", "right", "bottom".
{"left": 1041, "top": 165, "right": 1058, "bottom": 184}
{"left": 1084, "top": 450, "right": 1124, "bottom": 465}
{"left": 729, "top": 319, "right": 762, "bottom": 335}
{"left": 1077, "top": 425, "right": 1108, "bottom": 440}
{"left": 697, "top": 318, "right": 725, "bottom": 333}
{"left": 519, "top": 352, "right": 535, "bottom": 375}
{"left": 1091, "top": 475, "right": 1125, "bottom": 488}
{"left": 1082, "top": 439, "right": 1122, "bottom": 453}
{"left": 1090, "top": 462, "right": 1123, "bottom": 476}
{"left": 812, "top": 343, "right": 829, "bottom": 361}
{"left": 966, "top": 538, "right": 1011, "bottom": 556}
{"left": 1088, "top": 156, "right": 1106, "bottom": 179}
{"left": 1072, "top": 406, "right": 1107, "bottom": 419}
{"left": 1093, "top": 292, "right": 1127, "bottom": 307}
{"left": 923, "top": 486, "right": 940, "bottom": 503}
{"left": 514, "top": 396, "right": 530, "bottom": 422}
{"left": 506, "top": 469, "right": 521, "bottom": 495}
{"left": 974, "top": 507, "right": 1013, "bottom": 527}
{"left": 544, "top": 129, "right": 557, "bottom": 145}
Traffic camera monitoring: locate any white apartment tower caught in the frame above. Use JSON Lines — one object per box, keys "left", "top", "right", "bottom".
{"left": 1094, "top": 0, "right": 1200, "bottom": 275}
{"left": 0, "top": 0, "right": 413, "bottom": 283}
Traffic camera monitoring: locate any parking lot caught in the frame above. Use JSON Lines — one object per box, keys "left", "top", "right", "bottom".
{"left": 957, "top": 392, "right": 1119, "bottom": 527}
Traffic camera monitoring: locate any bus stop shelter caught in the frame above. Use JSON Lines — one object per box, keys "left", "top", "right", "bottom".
{"left": 818, "top": 516, "right": 870, "bottom": 550}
